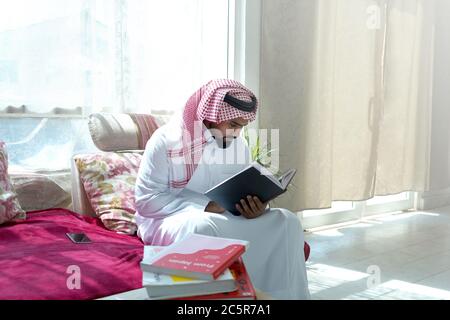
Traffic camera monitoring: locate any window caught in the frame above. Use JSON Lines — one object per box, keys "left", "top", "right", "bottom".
{"left": 0, "top": 0, "right": 231, "bottom": 172}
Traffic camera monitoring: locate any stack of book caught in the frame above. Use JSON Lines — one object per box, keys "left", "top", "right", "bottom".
{"left": 141, "top": 233, "right": 257, "bottom": 300}
{"left": 98, "top": 233, "right": 257, "bottom": 300}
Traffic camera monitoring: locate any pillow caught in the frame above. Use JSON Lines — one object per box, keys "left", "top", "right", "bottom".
{"left": 10, "top": 172, "right": 71, "bottom": 211}
{"left": 0, "top": 141, "right": 26, "bottom": 225}
{"left": 88, "top": 113, "right": 140, "bottom": 152}
{"left": 74, "top": 152, "right": 142, "bottom": 235}
{"left": 88, "top": 113, "right": 162, "bottom": 152}
{"left": 128, "top": 113, "right": 160, "bottom": 149}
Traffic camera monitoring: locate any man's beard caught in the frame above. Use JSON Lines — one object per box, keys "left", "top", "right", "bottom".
{"left": 213, "top": 136, "right": 235, "bottom": 149}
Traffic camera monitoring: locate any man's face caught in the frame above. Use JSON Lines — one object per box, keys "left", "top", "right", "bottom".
{"left": 207, "top": 117, "right": 249, "bottom": 148}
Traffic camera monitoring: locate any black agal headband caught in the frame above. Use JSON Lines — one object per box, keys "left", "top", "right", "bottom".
{"left": 224, "top": 93, "right": 257, "bottom": 112}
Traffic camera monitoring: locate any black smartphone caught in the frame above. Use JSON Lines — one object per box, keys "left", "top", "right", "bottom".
{"left": 66, "top": 233, "right": 92, "bottom": 244}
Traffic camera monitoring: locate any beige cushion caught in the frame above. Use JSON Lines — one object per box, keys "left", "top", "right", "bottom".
{"left": 88, "top": 113, "right": 140, "bottom": 152}
{"left": 10, "top": 172, "right": 71, "bottom": 211}
{"left": 88, "top": 113, "right": 170, "bottom": 152}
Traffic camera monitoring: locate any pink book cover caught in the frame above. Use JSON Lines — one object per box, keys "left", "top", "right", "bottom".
{"left": 141, "top": 233, "right": 249, "bottom": 280}
{"left": 172, "top": 257, "right": 256, "bottom": 300}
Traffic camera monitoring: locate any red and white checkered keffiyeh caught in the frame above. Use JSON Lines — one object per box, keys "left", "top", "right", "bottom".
{"left": 167, "top": 79, "right": 258, "bottom": 189}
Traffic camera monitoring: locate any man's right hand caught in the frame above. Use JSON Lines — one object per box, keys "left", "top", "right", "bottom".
{"left": 205, "top": 201, "right": 226, "bottom": 213}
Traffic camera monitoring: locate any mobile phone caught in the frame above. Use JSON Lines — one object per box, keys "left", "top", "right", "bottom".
{"left": 66, "top": 233, "right": 92, "bottom": 244}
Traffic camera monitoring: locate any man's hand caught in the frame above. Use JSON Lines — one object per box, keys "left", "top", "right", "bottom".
{"left": 236, "top": 196, "right": 268, "bottom": 219}
{"left": 205, "top": 201, "right": 226, "bottom": 213}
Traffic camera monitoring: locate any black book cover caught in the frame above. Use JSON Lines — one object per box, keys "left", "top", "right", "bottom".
{"left": 204, "top": 164, "right": 296, "bottom": 215}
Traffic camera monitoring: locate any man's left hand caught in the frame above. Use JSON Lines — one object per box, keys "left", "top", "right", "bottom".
{"left": 236, "top": 196, "right": 268, "bottom": 219}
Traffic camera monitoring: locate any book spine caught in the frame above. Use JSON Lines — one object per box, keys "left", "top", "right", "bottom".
{"left": 172, "top": 258, "right": 256, "bottom": 300}
{"left": 211, "top": 246, "right": 245, "bottom": 279}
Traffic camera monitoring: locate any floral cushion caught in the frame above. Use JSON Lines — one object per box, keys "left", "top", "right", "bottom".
{"left": 0, "top": 141, "right": 26, "bottom": 225}
{"left": 74, "top": 152, "right": 142, "bottom": 235}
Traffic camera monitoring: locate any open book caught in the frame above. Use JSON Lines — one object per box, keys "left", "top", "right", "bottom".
{"left": 204, "top": 162, "right": 297, "bottom": 215}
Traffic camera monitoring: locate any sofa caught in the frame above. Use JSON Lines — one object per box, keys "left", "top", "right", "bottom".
{"left": 0, "top": 112, "right": 309, "bottom": 300}
{"left": 0, "top": 112, "right": 164, "bottom": 300}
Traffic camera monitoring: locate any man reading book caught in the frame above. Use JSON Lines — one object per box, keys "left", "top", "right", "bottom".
{"left": 135, "top": 79, "right": 310, "bottom": 300}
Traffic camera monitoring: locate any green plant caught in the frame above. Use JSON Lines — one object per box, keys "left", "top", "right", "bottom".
{"left": 242, "top": 127, "right": 299, "bottom": 207}
{"left": 242, "top": 127, "right": 277, "bottom": 172}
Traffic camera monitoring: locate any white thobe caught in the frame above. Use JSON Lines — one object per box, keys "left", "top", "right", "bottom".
{"left": 135, "top": 124, "right": 310, "bottom": 300}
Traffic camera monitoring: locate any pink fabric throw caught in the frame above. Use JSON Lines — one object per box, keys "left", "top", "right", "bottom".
{"left": 168, "top": 79, "right": 258, "bottom": 188}
{"left": 0, "top": 208, "right": 144, "bottom": 300}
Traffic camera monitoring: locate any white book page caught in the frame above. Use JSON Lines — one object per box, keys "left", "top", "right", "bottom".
{"left": 253, "top": 162, "right": 282, "bottom": 187}
{"left": 279, "top": 169, "right": 297, "bottom": 189}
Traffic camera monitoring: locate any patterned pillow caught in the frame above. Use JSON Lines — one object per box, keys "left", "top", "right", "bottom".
{"left": 75, "top": 152, "right": 142, "bottom": 235}
{"left": 0, "top": 141, "right": 26, "bottom": 225}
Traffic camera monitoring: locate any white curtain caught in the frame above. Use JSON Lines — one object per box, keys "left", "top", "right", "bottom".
{"left": 260, "top": 0, "right": 450, "bottom": 212}
{"left": 0, "top": 0, "right": 229, "bottom": 171}
{"left": 0, "top": 0, "right": 230, "bottom": 211}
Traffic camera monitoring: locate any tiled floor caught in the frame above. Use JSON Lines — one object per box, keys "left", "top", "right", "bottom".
{"left": 304, "top": 206, "right": 450, "bottom": 300}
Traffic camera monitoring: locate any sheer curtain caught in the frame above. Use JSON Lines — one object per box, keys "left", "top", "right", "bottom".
{"left": 0, "top": 0, "right": 230, "bottom": 210}
{"left": 0, "top": 0, "right": 229, "bottom": 171}
{"left": 260, "top": 0, "right": 449, "bottom": 212}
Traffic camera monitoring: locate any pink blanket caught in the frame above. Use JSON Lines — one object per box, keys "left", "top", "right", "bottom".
{"left": 0, "top": 208, "right": 144, "bottom": 300}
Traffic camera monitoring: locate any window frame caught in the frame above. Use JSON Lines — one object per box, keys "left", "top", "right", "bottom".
{"left": 300, "top": 191, "right": 417, "bottom": 230}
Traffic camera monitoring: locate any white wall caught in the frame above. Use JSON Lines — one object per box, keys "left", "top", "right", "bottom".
{"left": 415, "top": 0, "right": 450, "bottom": 209}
